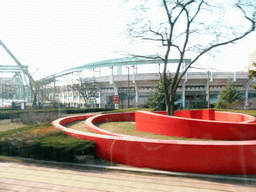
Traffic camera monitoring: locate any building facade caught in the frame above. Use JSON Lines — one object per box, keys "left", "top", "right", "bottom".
{"left": 39, "top": 71, "right": 255, "bottom": 109}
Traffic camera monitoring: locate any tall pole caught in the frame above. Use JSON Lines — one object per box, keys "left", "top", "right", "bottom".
{"left": 2, "top": 85, "right": 3, "bottom": 107}
{"left": 126, "top": 66, "right": 130, "bottom": 108}
{"left": 207, "top": 71, "right": 210, "bottom": 108}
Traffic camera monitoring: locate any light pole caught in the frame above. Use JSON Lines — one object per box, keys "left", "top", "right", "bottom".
{"left": 207, "top": 71, "right": 210, "bottom": 108}
{"left": 126, "top": 66, "right": 130, "bottom": 108}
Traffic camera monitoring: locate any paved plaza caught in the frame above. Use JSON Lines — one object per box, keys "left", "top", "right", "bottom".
{"left": 0, "top": 159, "right": 255, "bottom": 192}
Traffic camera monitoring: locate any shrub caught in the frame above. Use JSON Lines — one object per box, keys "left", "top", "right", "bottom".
{"left": 32, "top": 133, "right": 95, "bottom": 162}
{"left": 0, "top": 108, "right": 114, "bottom": 120}
{"left": 0, "top": 124, "right": 95, "bottom": 162}
{"left": 20, "top": 111, "right": 64, "bottom": 125}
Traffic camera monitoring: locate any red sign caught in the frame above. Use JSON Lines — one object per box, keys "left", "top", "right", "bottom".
{"left": 112, "top": 95, "right": 120, "bottom": 104}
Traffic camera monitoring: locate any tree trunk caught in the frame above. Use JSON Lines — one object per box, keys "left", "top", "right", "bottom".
{"left": 167, "top": 91, "right": 175, "bottom": 116}
{"left": 32, "top": 89, "right": 37, "bottom": 109}
{"left": 163, "top": 64, "right": 171, "bottom": 116}
{"left": 169, "top": 95, "right": 175, "bottom": 116}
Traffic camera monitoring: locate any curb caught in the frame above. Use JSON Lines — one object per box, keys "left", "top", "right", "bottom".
{"left": 1, "top": 155, "right": 256, "bottom": 183}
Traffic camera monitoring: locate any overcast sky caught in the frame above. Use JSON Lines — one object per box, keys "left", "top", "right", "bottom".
{"left": 0, "top": 0, "right": 255, "bottom": 79}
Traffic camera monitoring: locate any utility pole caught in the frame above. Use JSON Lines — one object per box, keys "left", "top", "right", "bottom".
{"left": 207, "top": 71, "right": 210, "bottom": 108}
{"left": 126, "top": 66, "right": 130, "bottom": 108}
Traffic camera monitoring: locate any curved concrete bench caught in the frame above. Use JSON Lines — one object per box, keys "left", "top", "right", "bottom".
{"left": 52, "top": 110, "right": 256, "bottom": 174}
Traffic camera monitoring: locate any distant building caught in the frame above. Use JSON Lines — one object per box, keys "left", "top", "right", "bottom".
{"left": 1, "top": 57, "right": 256, "bottom": 109}
{"left": 248, "top": 50, "right": 256, "bottom": 71}
{"left": 40, "top": 71, "right": 255, "bottom": 109}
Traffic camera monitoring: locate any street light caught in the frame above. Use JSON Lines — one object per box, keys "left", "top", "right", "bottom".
{"left": 207, "top": 71, "right": 210, "bottom": 108}
{"left": 126, "top": 66, "right": 130, "bottom": 108}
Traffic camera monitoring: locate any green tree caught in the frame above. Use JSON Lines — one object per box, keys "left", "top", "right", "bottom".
{"left": 144, "top": 75, "right": 172, "bottom": 110}
{"left": 215, "top": 80, "right": 242, "bottom": 109}
{"left": 127, "top": 0, "right": 256, "bottom": 116}
{"left": 249, "top": 62, "right": 256, "bottom": 89}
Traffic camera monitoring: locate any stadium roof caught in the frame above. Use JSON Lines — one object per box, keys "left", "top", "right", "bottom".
{"left": 37, "top": 57, "right": 191, "bottom": 84}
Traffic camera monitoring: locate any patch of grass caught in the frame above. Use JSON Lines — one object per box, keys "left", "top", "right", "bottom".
{"left": 65, "top": 120, "right": 96, "bottom": 133}
{"left": 0, "top": 120, "right": 25, "bottom": 132}
{"left": 0, "top": 123, "right": 52, "bottom": 138}
{"left": 96, "top": 121, "right": 135, "bottom": 134}
{"left": 0, "top": 156, "right": 25, "bottom": 164}
{"left": 216, "top": 109, "right": 256, "bottom": 117}
{"left": 101, "top": 108, "right": 155, "bottom": 114}
{"left": 96, "top": 121, "right": 210, "bottom": 141}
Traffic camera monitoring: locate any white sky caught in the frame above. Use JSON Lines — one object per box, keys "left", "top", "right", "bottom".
{"left": 0, "top": 0, "right": 255, "bottom": 80}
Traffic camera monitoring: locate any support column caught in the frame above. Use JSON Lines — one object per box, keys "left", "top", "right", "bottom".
{"left": 182, "top": 63, "right": 187, "bottom": 109}
{"left": 66, "top": 91, "right": 69, "bottom": 103}
{"left": 62, "top": 91, "right": 65, "bottom": 103}
{"left": 71, "top": 90, "right": 74, "bottom": 104}
{"left": 98, "top": 91, "right": 102, "bottom": 108}
{"left": 210, "top": 72, "right": 213, "bottom": 82}
{"left": 182, "top": 81, "right": 186, "bottom": 109}
{"left": 53, "top": 79, "right": 56, "bottom": 101}
{"left": 244, "top": 82, "right": 249, "bottom": 109}
{"left": 206, "top": 71, "right": 210, "bottom": 108}
{"left": 233, "top": 72, "right": 236, "bottom": 82}
{"left": 133, "top": 65, "right": 136, "bottom": 84}
{"left": 158, "top": 63, "right": 161, "bottom": 79}
{"left": 135, "top": 83, "right": 139, "bottom": 108}
{"left": 206, "top": 81, "right": 209, "bottom": 102}
{"left": 113, "top": 83, "right": 119, "bottom": 109}
{"left": 110, "top": 66, "right": 114, "bottom": 85}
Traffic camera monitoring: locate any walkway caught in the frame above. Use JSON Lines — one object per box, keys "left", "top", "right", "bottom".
{"left": 0, "top": 159, "right": 255, "bottom": 192}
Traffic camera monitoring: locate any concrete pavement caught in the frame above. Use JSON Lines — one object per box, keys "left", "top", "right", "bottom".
{"left": 0, "top": 159, "right": 255, "bottom": 192}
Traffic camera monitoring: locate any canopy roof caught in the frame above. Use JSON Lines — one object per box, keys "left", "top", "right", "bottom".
{"left": 37, "top": 57, "right": 191, "bottom": 84}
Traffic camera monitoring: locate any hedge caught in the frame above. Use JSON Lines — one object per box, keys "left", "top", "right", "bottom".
{"left": 0, "top": 108, "right": 114, "bottom": 120}
{"left": 0, "top": 124, "right": 96, "bottom": 162}
{"left": 101, "top": 108, "right": 155, "bottom": 114}
{"left": 32, "top": 133, "right": 95, "bottom": 162}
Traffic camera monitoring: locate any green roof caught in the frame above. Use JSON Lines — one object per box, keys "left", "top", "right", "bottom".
{"left": 37, "top": 57, "right": 191, "bottom": 83}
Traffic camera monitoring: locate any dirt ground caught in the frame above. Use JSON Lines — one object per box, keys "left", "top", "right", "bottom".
{"left": 0, "top": 119, "right": 25, "bottom": 132}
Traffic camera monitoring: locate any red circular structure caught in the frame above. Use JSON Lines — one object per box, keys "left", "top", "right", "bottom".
{"left": 52, "top": 109, "right": 256, "bottom": 175}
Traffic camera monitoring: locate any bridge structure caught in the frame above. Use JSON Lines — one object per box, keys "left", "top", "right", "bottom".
{"left": 0, "top": 41, "right": 33, "bottom": 104}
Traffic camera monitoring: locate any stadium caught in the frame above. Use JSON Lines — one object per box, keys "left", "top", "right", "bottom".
{"left": 1, "top": 40, "right": 256, "bottom": 110}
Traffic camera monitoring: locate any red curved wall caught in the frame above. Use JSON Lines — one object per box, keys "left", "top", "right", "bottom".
{"left": 52, "top": 112, "right": 256, "bottom": 175}
{"left": 85, "top": 112, "right": 135, "bottom": 136}
{"left": 214, "top": 111, "right": 255, "bottom": 122}
{"left": 135, "top": 110, "right": 256, "bottom": 140}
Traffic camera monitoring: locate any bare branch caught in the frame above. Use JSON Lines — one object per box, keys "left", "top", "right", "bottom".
{"left": 70, "top": 78, "right": 100, "bottom": 103}
{"left": 126, "top": 0, "right": 256, "bottom": 115}
{"left": 129, "top": 54, "right": 164, "bottom": 62}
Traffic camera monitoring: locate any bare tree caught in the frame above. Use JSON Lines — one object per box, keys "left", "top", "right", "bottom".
{"left": 249, "top": 61, "right": 256, "bottom": 88}
{"left": 71, "top": 78, "right": 100, "bottom": 104}
{"left": 0, "top": 85, "right": 13, "bottom": 97}
{"left": 127, "top": 0, "right": 256, "bottom": 115}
